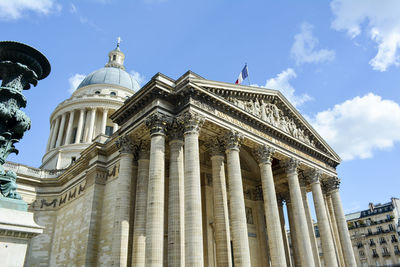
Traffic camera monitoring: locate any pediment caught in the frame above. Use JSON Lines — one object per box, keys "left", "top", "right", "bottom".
{"left": 189, "top": 78, "right": 340, "bottom": 163}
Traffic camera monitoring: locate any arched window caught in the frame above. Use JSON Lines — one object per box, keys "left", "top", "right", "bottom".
{"left": 110, "top": 91, "right": 116, "bottom": 96}
{"left": 95, "top": 91, "right": 100, "bottom": 94}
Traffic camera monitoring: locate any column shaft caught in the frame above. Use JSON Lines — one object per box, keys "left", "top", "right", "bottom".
{"left": 211, "top": 153, "right": 232, "bottom": 267}
{"left": 300, "top": 185, "right": 321, "bottom": 267}
{"left": 255, "top": 146, "right": 287, "bottom": 267}
{"left": 75, "top": 109, "right": 85, "bottom": 144}
{"left": 131, "top": 149, "right": 149, "bottom": 267}
{"left": 184, "top": 131, "right": 204, "bottom": 266}
{"left": 331, "top": 189, "right": 357, "bottom": 267}
{"left": 101, "top": 109, "right": 108, "bottom": 135}
{"left": 226, "top": 135, "right": 251, "bottom": 267}
{"left": 278, "top": 202, "right": 292, "bottom": 267}
{"left": 310, "top": 179, "right": 338, "bottom": 267}
{"left": 46, "top": 121, "right": 55, "bottom": 152}
{"left": 113, "top": 136, "right": 135, "bottom": 267}
{"left": 50, "top": 116, "right": 60, "bottom": 148}
{"left": 55, "top": 113, "right": 67, "bottom": 147}
{"left": 87, "top": 108, "right": 97, "bottom": 142}
{"left": 286, "top": 200, "right": 301, "bottom": 267}
{"left": 64, "top": 110, "right": 75, "bottom": 145}
{"left": 284, "top": 160, "right": 315, "bottom": 266}
{"left": 145, "top": 133, "right": 165, "bottom": 266}
{"left": 168, "top": 140, "right": 185, "bottom": 267}
{"left": 326, "top": 194, "right": 345, "bottom": 267}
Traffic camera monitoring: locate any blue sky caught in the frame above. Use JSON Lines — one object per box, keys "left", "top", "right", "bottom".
{"left": 2, "top": 0, "right": 400, "bottom": 215}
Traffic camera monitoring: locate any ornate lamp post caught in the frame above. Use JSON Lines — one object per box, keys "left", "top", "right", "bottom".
{"left": 0, "top": 41, "right": 50, "bottom": 200}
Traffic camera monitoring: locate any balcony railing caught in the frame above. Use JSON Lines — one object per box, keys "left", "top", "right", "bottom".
{"left": 395, "top": 250, "right": 400, "bottom": 255}
{"left": 369, "top": 242, "right": 376, "bottom": 247}
{"left": 380, "top": 240, "right": 387, "bottom": 244}
{"left": 383, "top": 252, "right": 391, "bottom": 257}
{"left": 373, "top": 254, "right": 379, "bottom": 258}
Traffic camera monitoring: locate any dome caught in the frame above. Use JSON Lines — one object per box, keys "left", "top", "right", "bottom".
{"left": 77, "top": 67, "right": 140, "bottom": 91}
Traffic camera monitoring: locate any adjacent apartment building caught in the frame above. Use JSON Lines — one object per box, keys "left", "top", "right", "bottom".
{"left": 346, "top": 198, "right": 400, "bottom": 267}
{"left": 314, "top": 198, "right": 400, "bottom": 266}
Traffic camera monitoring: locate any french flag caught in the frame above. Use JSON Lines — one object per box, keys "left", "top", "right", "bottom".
{"left": 235, "top": 64, "right": 249, "bottom": 85}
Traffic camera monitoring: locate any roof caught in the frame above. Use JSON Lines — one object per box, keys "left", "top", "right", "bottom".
{"left": 77, "top": 67, "right": 140, "bottom": 91}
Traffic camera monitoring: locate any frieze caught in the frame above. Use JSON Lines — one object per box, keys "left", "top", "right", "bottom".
{"left": 31, "top": 180, "right": 86, "bottom": 210}
{"left": 226, "top": 97, "right": 316, "bottom": 147}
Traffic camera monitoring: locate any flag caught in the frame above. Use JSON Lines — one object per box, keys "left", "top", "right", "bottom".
{"left": 235, "top": 64, "right": 249, "bottom": 84}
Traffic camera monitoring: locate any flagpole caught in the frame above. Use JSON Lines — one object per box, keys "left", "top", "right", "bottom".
{"left": 246, "top": 63, "right": 251, "bottom": 86}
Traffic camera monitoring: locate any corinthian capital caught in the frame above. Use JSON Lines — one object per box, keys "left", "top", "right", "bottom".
{"left": 224, "top": 130, "right": 243, "bottom": 151}
{"left": 280, "top": 157, "right": 300, "bottom": 174}
{"left": 145, "top": 112, "right": 170, "bottom": 135}
{"left": 303, "top": 168, "right": 322, "bottom": 185}
{"left": 322, "top": 177, "right": 340, "bottom": 193}
{"left": 206, "top": 137, "right": 225, "bottom": 157}
{"left": 116, "top": 135, "right": 136, "bottom": 154}
{"left": 167, "top": 118, "right": 184, "bottom": 141}
{"left": 253, "top": 144, "right": 275, "bottom": 164}
{"left": 177, "top": 110, "right": 204, "bottom": 134}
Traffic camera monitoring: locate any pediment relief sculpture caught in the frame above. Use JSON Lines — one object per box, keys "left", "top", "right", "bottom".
{"left": 226, "top": 96, "right": 316, "bottom": 147}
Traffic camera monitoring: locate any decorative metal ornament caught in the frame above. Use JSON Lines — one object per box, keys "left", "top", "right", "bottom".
{"left": 0, "top": 41, "right": 51, "bottom": 199}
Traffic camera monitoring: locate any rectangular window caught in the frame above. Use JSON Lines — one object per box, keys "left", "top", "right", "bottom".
{"left": 105, "top": 126, "right": 114, "bottom": 136}
{"left": 389, "top": 224, "right": 394, "bottom": 231}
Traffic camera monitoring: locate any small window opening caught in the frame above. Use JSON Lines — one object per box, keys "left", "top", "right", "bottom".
{"left": 105, "top": 126, "right": 114, "bottom": 136}
{"left": 113, "top": 55, "right": 116, "bottom": 60}
{"left": 95, "top": 91, "right": 100, "bottom": 94}
{"left": 71, "top": 157, "right": 76, "bottom": 164}
{"left": 110, "top": 91, "right": 116, "bottom": 96}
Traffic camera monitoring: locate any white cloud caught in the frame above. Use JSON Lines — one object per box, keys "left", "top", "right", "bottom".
{"left": 291, "top": 23, "right": 335, "bottom": 65}
{"left": 68, "top": 74, "right": 85, "bottom": 94}
{"left": 130, "top": 70, "right": 146, "bottom": 86}
{"left": 257, "top": 68, "right": 312, "bottom": 107}
{"left": 331, "top": 0, "right": 400, "bottom": 71}
{"left": 0, "top": 0, "right": 61, "bottom": 20}
{"left": 309, "top": 93, "right": 400, "bottom": 161}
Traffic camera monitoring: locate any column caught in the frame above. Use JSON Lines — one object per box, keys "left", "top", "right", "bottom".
{"left": 50, "top": 116, "right": 60, "bottom": 149}
{"left": 87, "top": 108, "right": 96, "bottom": 142}
{"left": 55, "top": 113, "right": 67, "bottom": 147}
{"left": 167, "top": 122, "right": 185, "bottom": 267}
{"left": 306, "top": 169, "right": 338, "bottom": 267}
{"left": 131, "top": 142, "right": 150, "bottom": 267}
{"left": 46, "top": 121, "right": 55, "bottom": 152}
{"left": 254, "top": 145, "right": 287, "bottom": 267}
{"left": 299, "top": 177, "right": 321, "bottom": 267}
{"left": 75, "top": 109, "right": 85, "bottom": 144}
{"left": 64, "top": 110, "right": 75, "bottom": 145}
{"left": 327, "top": 177, "right": 357, "bottom": 267}
{"left": 281, "top": 158, "right": 315, "bottom": 267}
{"left": 225, "top": 130, "right": 251, "bottom": 267}
{"left": 209, "top": 138, "right": 232, "bottom": 267}
{"left": 114, "top": 122, "right": 119, "bottom": 132}
{"left": 145, "top": 113, "right": 167, "bottom": 266}
{"left": 114, "top": 135, "right": 136, "bottom": 267}
{"left": 325, "top": 192, "right": 345, "bottom": 267}
{"left": 178, "top": 111, "right": 204, "bottom": 266}
{"left": 277, "top": 195, "right": 292, "bottom": 267}
{"left": 101, "top": 108, "right": 109, "bottom": 135}
{"left": 285, "top": 194, "right": 301, "bottom": 267}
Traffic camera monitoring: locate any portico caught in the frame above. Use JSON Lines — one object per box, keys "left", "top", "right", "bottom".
{"left": 108, "top": 71, "right": 356, "bottom": 266}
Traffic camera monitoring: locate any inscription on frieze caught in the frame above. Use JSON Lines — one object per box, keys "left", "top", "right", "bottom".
{"left": 32, "top": 180, "right": 86, "bottom": 210}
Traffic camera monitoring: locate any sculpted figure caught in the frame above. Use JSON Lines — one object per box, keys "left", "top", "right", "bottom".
{"left": 254, "top": 99, "right": 261, "bottom": 117}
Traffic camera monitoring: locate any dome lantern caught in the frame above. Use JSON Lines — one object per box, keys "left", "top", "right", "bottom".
{"left": 105, "top": 37, "right": 125, "bottom": 70}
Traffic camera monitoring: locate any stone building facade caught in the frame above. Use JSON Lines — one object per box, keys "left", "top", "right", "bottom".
{"left": 346, "top": 198, "right": 400, "bottom": 267}
{"left": 7, "top": 46, "right": 357, "bottom": 266}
